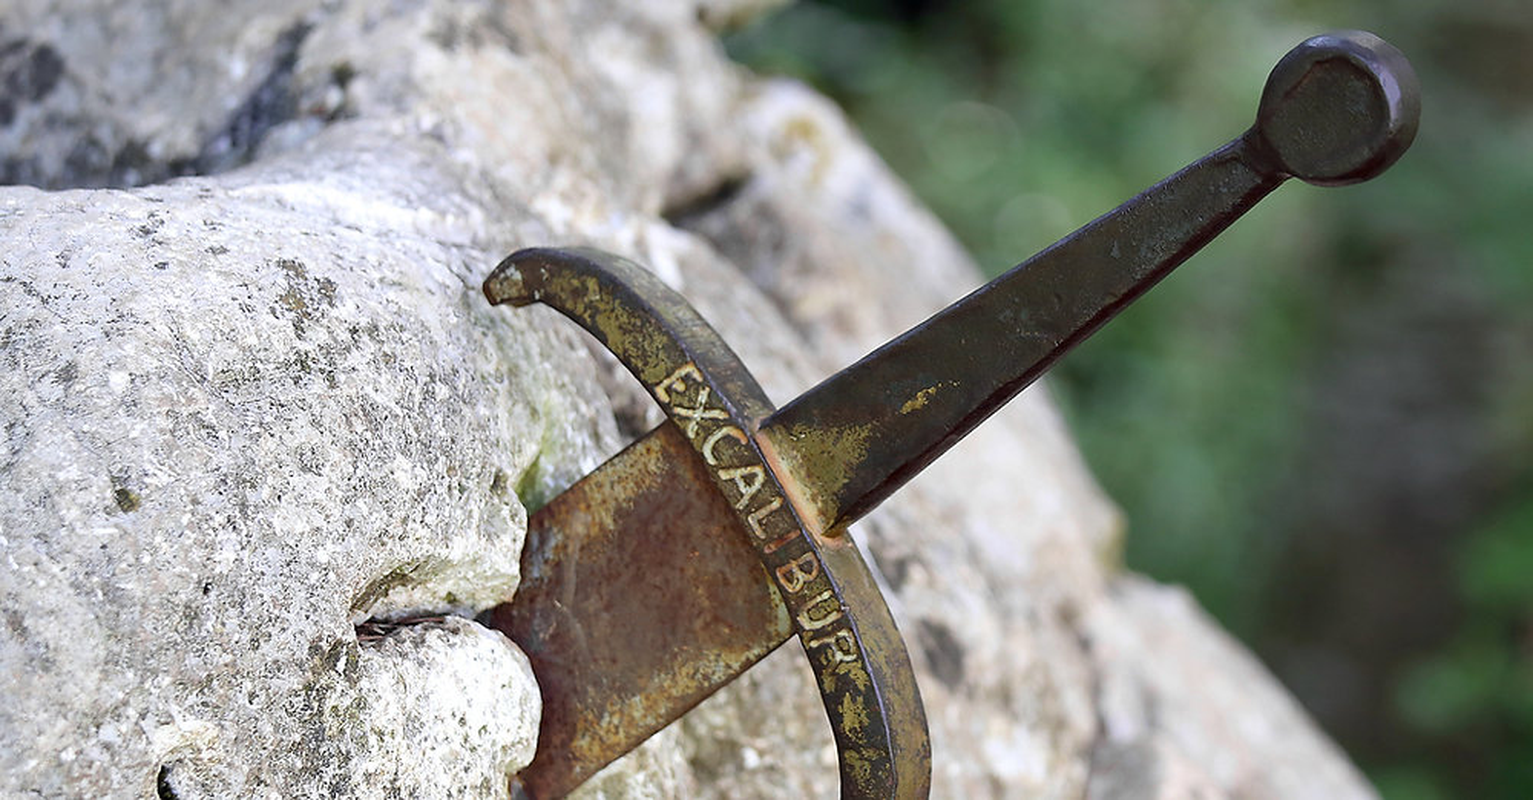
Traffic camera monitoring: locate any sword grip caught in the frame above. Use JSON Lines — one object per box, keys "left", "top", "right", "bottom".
{"left": 757, "top": 30, "right": 1419, "bottom": 534}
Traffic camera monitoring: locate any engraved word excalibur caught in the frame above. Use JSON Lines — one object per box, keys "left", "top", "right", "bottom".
{"left": 484, "top": 31, "right": 1420, "bottom": 799}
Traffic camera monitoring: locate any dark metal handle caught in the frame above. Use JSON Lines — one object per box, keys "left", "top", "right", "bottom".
{"left": 757, "top": 30, "right": 1420, "bottom": 534}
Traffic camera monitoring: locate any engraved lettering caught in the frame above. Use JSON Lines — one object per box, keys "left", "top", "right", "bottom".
{"left": 654, "top": 363, "right": 731, "bottom": 437}
{"left": 672, "top": 390, "right": 730, "bottom": 439}
{"left": 747, "top": 496, "right": 783, "bottom": 538}
{"left": 653, "top": 363, "right": 703, "bottom": 404}
{"left": 774, "top": 552, "right": 820, "bottom": 594}
{"left": 806, "top": 628, "right": 860, "bottom": 665}
{"left": 701, "top": 425, "right": 748, "bottom": 466}
{"left": 718, "top": 465, "right": 765, "bottom": 510}
{"left": 745, "top": 497, "right": 799, "bottom": 552}
{"left": 651, "top": 356, "right": 870, "bottom": 683}
{"left": 796, "top": 589, "right": 843, "bottom": 631}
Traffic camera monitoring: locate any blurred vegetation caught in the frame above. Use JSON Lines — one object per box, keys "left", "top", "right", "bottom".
{"left": 726, "top": 1, "right": 1533, "bottom": 797}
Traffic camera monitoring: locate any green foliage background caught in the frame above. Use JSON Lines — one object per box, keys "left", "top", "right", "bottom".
{"left": 727, "top": 2, "right": 1533, "bottom": 797}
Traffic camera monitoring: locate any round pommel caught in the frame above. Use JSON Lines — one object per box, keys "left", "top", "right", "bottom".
{"left": 1253, "top": 31, "right": 1420, "bottom": 186}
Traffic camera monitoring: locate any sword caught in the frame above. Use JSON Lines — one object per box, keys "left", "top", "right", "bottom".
{"left": 482, "top": 31, "right": 1419, "bottom": 798}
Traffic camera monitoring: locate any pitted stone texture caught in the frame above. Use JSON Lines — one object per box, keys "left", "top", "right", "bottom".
{"left": 0, "top": 143, "right": 613, "bottom": 795}
{"left": 157, "top": 618, "right": 541, "bottom": 797}
{"left": 2, "top": 0, "right": 1375, "bottom": 797}
{"left": 0, "top": 0, "right": 320, "bottom": 186}
{"left": 1084, "top": 578, "right": 1374, "bottom": 800}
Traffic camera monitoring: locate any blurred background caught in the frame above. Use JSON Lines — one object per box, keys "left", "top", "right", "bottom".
{"left": 726, "top": 1, "right": 1533, "bottom": 797}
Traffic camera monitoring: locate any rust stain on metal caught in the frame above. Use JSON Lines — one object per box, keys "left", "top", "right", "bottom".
{"left": 488, "top": 422, "right": 792, "bottom": 798}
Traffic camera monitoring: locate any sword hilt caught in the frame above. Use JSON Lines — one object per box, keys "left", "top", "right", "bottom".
{"left": 758, "top": 30, "right": 1420, "bottom": 535}
{"left": 484, "top": 30, "right": 1418, "bottom": 799}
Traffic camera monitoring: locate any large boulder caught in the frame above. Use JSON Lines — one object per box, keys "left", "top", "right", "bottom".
{"left": 0, "top": 0, "right": 1374, "bottom": 796}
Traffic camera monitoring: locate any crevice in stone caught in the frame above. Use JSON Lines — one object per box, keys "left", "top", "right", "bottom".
{"left": 916, "top": 617, "right": 966, "bottom": 690}
{"left": 348, "top": 560, "right": 430, "bottom": 621}
{"left": 155, "top": 763, "right": 178, "bottom": 800}
{"left": 354, "top": 614, "right": 454, "bottom": 645}
{"left": 511, "top": 456, "right": 559, "bottom": 515}
{"left": 660, "top": 172, "right": 805, "bottom": 331}
{"left": 189, "top": 20, "right": 313, "bottom": 177}
{"left": 660, "top": 173, "right": 749, "bottom": 227}
{"left": 348, "top": 560, "right": 497, "bottom": 648}
{"left": 0, "top": 37, "right": 65, "bottom": 126}
{"left": 2, "top": 19, "right": 331, "bottom": 190}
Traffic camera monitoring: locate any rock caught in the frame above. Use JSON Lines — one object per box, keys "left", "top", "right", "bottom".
{"left": 0, "top": 0, "right": 1376, "bottom": 797}
{"left": 0, "top": 147, "right": 598, "bottom": 796}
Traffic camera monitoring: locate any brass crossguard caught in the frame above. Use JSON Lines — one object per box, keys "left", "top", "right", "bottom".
{"left": 485, "top": 31, "right": 1419, "bottom": 799}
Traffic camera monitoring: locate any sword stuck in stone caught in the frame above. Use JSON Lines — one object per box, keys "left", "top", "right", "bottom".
{"left": 482, "top": 30, "right": 1420, "bottom": 799}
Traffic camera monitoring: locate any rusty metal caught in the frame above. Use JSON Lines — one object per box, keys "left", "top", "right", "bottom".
{"left": 486, "top": 249, "right": 930, "bottom": 798}
{"left": 490, "top": 423, "right": 792, "bottom": 797}
{"left": 482, "top": 30, "right": 1419, "bottom": 799}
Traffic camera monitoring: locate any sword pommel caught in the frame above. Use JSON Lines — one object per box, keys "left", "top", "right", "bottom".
{"left": 1253, "top": 30, "right": 1420, "bottom": 186}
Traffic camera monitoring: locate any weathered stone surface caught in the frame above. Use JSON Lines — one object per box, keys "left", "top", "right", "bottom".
{"left": 0, "top": 0, "right": 1376, "bottom": 797}
{"left": 0, "top": 147, "right": 602, "bottom": 796}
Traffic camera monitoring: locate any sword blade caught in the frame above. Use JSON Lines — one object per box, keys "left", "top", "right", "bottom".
{"left": 487, "top": 422, "right": 792, "bottom": 798}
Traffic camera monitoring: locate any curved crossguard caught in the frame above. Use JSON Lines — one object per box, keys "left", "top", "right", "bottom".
{"left": 485, "top": 31, "right": 1418, "bottom": 799}
{"left": 488, "top": 248, "right": 930, "bottom": 797}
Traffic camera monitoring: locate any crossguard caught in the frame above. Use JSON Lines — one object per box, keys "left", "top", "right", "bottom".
{"left": 486, "top": 248, "right": 931, "bottom": 797}
{"left": 485, "top": 30, "right": 1418, "bottom": 800}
